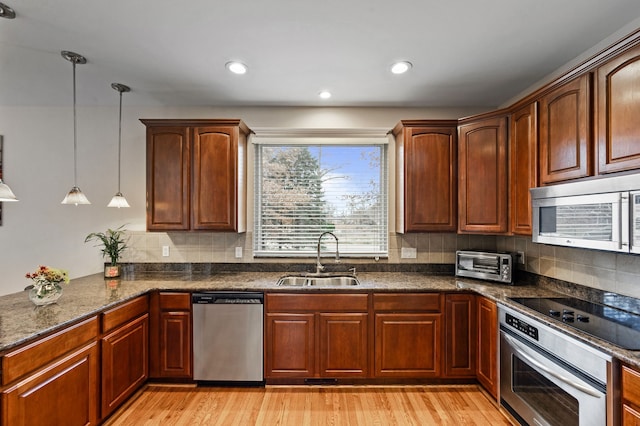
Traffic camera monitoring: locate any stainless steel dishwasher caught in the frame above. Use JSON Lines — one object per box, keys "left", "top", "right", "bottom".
{"left": 192, "top": 291, "right": 264, "bottom": 384}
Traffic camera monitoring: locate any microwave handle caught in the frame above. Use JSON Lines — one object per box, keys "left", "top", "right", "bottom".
{"left": 621, "top": 193, "right": 630, "bottom": 249}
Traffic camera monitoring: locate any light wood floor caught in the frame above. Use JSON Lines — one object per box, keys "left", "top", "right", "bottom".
{"left": 105, "top": 384, "right": 513, "bottom": 425}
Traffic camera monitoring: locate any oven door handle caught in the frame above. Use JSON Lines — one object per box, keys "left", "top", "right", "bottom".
{"left": 503, "top": 333, "right": 602, "bottom": 398}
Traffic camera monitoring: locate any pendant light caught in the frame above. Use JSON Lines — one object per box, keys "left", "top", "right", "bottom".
{"left": 0, "top": 136, "right": 18, "bottom": 201}
{"left": 107, "top": 83, "right": 130, "bottom": 208}
{"left": 61, "top": 50, "right": 90, "bottom": 205}
{"left": 0, "top": 180, "right": 18, "bottom": 202}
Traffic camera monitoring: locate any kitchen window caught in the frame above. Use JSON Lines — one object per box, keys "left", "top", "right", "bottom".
{"left": 253, "top": 131, "right": 388, "bottom": 257}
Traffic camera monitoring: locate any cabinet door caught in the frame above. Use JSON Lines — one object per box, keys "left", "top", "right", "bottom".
{"left": 510, "top": 102, "right": 538, "bottom": 235}
{"left": 623, "top": 404, "right": 640, "bottom": 425}
{"left": 596, "top": 44, "right": 640, "bottom": 174}
{"left": 157, "top": 311, "right": 192, "bottom": 378}
{"left": 458, "top": 116, "right": 508, "bottom": 233}
{"left": 2, "top": 342, "right": 99, "bottom": 426}
{"left": 444, "top": 294, "right": 476, "bottom": 378}
{"left": 101, "top": 314, "right": 149, "bottom": 417}
{"left": 477, "top": 297, "right": 498, "bottom": 399}
{"left": 265, "top": 313, "right": 315, "bottom": 378}
{"left": 539, "top": 74, "right": 592, "bottom": 184}
{"left": 192, "top": 126, "right": 239, "bottom": 231}
{"left": 374, "top": 313, "right": 441, "bottom": 378}
{"left": 146, "top": 126, "right": 190, "bottom": 230}
{"left": 150, "top": 292, "right": 192, "bottom": 379}
{"left": 318, "top": 313, "right": 368, "bottom": 378}
{"left": 397, "top": 124, "right": 457, "bottom": 232}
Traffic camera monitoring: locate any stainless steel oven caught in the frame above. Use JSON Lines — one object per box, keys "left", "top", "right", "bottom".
{"left": 499, "top": 305, "right": 616, "bottom": 426}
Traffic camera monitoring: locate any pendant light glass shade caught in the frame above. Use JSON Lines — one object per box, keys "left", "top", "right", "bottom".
{"left": 108, "top": 83, "right": 130, "bottom": 208}
{"left": 62, "top": 186, "right": 90, "bottom": 205}
{"left": 61, "top": 51, "right": 91, "bottom": 205}
{"left": 107, "top": 192, "right": 130, "bottom": 208}
{"left": 0, "top": 179, "right": 18, "bottom": 201}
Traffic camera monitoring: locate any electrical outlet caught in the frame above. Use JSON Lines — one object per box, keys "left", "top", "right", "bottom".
{"left": 401, "top": 247, "right": 417, "bottom": 259}
{"left": 235, "top": 247, "right": 243, "bottom": 258}
{"left": 517, "top": 251, "right": 525, "bottom": 265}
{"left": 162, "top": 246, "right": 170, "bottom": 257}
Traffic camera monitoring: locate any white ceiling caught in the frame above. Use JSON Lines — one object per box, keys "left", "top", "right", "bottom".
{"left": 2, "top": 0, "right": 640, "bottom": 108}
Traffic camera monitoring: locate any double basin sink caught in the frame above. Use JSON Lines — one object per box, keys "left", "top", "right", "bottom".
{"left": 276, "top": 274, "right": 360, "bottom": 287}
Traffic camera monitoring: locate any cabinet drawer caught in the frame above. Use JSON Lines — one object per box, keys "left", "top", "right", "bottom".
{"left": 267, "top": 293, "right": 368, "bottom": 312}
{"left": 102, "top": 295, "right": 149, "bottom": 333}
{"left": 373, "top": 293, "right": 442, "bottom": 312}
{"left": 1, "top": 316, "right": 99, "bottom": 385}
{"left": 159, "top": 292, "right": 191, "bottom": 310}
{"left": 623, "top": 365, "right": 640, "bottom": 408}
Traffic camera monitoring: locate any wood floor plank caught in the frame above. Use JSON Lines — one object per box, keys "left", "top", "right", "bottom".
{"left": 105, "top": 385, "right": 513, "bottom": 425}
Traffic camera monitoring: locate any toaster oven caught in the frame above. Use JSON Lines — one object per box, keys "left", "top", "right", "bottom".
{"left": 455, "top": 250, "right": 516, "bottom": 284}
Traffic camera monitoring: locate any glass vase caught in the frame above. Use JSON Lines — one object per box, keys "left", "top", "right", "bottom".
{"left": 28, "top": 282, "right": 63, "bottom": 306}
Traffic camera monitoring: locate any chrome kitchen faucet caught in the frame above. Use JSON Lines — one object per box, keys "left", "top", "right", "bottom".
{"left": 316, "top": 232, "right": 339, "bottom": 274}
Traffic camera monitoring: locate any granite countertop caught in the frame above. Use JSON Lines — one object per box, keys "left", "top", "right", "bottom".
{"left": 3, "top": 270, "right": 640, "bottom": 369}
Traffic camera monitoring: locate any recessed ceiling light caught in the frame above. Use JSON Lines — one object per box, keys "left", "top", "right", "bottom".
{"left": 225, "top": 61, "right": 247, "bottom": 75}
{"left": 318, "top": 90, "right": 332, "bottom": 99}
{"left": 0, "top": 2, "right": 16, "bottom": 19}
{"left": 390, "top": 61, "right": 412, "bottom": 74}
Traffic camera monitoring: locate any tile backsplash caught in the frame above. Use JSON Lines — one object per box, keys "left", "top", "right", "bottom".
{"left": 497, "top": 236, "right": 640, "bottom": 299}
{"left": 121, "top": 231, "right": 640, "bottom": 299}
{"left": 122, "top": 231, "right": 496, "bottom": 265}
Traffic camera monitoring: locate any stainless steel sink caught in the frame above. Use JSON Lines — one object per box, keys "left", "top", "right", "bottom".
{"left": 276, "top": 274, "right": 360, "bottom": 287}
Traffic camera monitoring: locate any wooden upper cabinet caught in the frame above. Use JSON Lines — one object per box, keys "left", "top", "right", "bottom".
{"left": 509, "top": 102, "right": 538, "bottom": 235}
{"left": 393, "top": 121, "right": 458, "bottom": 233}
{"left": 458, "top": 115, "right": 508, "bottom": 234}
{"left": 539, "top": 74, "right": 592, "bottom": 184}
{"left": 192, "top": 127, "right": 239, "bottom": 230}
{"left": 145, "top": 126, "right": 190, "bottom": 230}
{"left": 596, "top": 44, "right": 640, "bottom": 174}
{"left": 142, "top": 119, "right": 250, "bottom": 232}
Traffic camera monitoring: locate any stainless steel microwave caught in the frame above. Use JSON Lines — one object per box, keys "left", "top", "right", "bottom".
{"left": 455, "top": 250, "right": 515, "bottom": 284}
{"left": 531, "top": 175, "right": 640, "bottom": 254}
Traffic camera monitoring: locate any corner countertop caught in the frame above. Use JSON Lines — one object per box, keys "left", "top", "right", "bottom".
{"left": 3, "top": 270, "right": 640, "bottom": 369}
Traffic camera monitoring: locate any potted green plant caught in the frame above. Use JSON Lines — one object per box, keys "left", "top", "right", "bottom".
{"left": 85, "top": 225, "right": 128, "bottom": 278}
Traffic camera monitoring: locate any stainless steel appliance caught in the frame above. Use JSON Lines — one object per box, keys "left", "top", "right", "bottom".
{"left": 192, "top": 292, "right": 264, "bottom": 384}
{"left": 531, "top": 174, "right": 640, "bottom": 253}
{"left": 455, "top": 250, "right": 516, "bottom": 284}
{"left": 500, "top": 301, "right": 621, "bottom": 426}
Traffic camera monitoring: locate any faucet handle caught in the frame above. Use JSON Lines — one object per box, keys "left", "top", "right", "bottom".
{"left": 349, "top": 267, "right": 357, "bottom": 276}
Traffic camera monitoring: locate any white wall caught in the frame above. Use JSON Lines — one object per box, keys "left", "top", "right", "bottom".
{"left": 0, "top": 105, "right": 485, "bottom": 296}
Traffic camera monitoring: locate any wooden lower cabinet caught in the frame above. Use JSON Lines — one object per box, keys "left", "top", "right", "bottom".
{"left": 150, "top": 292, "right": 192, "bottom": 379}
{"left": 374, "top": 313, "right": 441, "bottom": 377}
{"left": 100, "top": 296, "right": 149, "bottom": 419}
{"left": 1, "top": 342, "right": 99, "bottom": 426}
{"left": 373, "top": 293, "right": 443, "bottom": 378}
{"left": 622, "top": 364, "right": 640, "bottom": 425}
{"left": 265, "top": 313, "right": 316, "bottom": 378}
{"left": 319, "top": 313, "right": 368, "bottom": 377}
{"left": 444, "top": 293, "right": 476, "bottom": 377}
{"left": 477, "top": 296, "right": 498, "bottom": 399}
{"left": 264, "top": 293, "right": 369, "bottom": 379}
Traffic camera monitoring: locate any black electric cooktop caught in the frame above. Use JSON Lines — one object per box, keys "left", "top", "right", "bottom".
{"left": 510, "top": 297, "right": 640, "bottom": 350}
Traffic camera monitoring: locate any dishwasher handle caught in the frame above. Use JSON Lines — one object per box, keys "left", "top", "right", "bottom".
{"left": 192, "top": 292, "right": 264, "bottom": 304}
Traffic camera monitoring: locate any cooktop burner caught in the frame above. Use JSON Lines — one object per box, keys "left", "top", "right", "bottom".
{"left": 510, "top": 297, "right": 640, "bottom": 350}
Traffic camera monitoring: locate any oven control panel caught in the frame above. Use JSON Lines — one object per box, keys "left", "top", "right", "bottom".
{"left": 505, "top": 313, "right": 539, "bottom": 341}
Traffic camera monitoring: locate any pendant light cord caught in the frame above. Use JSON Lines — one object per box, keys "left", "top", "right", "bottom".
{"left": 117, "top": 89, "right": 123, "bottom": 192}
{"left": 72, "top": 59, "right": 78, "bottom": 187}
